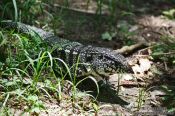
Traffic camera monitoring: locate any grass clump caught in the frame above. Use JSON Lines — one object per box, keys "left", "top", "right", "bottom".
{"left": 0, "top": 29, "right": 99, "bottom": 115}
{"left": 1, "top": 0, "right": 44, "bottom": 23}
{"left": 151, "top": 37, "right": 175, "bottom": 113}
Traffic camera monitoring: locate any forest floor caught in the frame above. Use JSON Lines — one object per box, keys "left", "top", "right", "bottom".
{"left": 1, "top": 0, "right": 175, "bottom": 115}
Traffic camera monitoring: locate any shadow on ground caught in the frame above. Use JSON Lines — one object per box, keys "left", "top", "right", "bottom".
{"left": 77, "top": 79, "right": 129, "bottom": 105}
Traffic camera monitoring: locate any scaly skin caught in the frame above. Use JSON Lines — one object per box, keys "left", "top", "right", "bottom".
{"left": 0, "top": 20, "right": 132, "bottom": 80}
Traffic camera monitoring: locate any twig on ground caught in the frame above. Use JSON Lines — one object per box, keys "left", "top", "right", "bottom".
{"left": 115, "top": 42, "right": 148, "bottom": 54}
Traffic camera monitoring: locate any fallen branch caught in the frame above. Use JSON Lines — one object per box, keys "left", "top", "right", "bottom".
{"left": 51, "top": 4, "right": 109, "bottom": 16}
{"left": 133, "top": 51, "right": 175, "bottom": 57}
{"left": 114, "top": 42, "right": 148, "bottom": 54}
{"left": 120, "top": 80, "right": 147, "bottom": 87}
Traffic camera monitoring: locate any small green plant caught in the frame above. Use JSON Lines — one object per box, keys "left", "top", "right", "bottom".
{"left": 96, "top": 0, "right": 103, "bottom": 15}
{"left": 92, "top": 102, "right": 99, "bottom": 114}
{"left": 63, "top": 0, "right": 69, "bottom": 7}
{"left": 163, "top": 9, "right": 175, "bottom": 19}
{"left": 101, "top": 31, "right": 116, "bottom": 41}
{"left": 25, "top": 95, "right": 45, "bottom": 114}
{"left": 152, "top": 42, "right": 175, "bottom": 65}
{"left": 136, "top": 88, "right": 146, "bottom": 110}
{"left": 161, "top": 85, "right": 175, "bottom": 114}
{"left": 101, "top": 0, "right": 132, "bottom": 23}
{"left": 1, "top": 0, "right": 44, "bottom": 23}
{"left": 117, "top": 21, "right": 135, "bottom": 45}
{"left": 0, "top": 107, "right": 13, "bottom": 116}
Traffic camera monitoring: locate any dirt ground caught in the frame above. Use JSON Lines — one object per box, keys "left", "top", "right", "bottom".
{"left": 5, "top": 0, "right": 175, "bottom": 115}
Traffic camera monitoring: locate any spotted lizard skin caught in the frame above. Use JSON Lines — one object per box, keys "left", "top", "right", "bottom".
{"left": 0, "top": 20, "right": 132, "bottom": 80}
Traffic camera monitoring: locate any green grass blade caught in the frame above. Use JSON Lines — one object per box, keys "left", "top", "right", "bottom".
{"left": 12, "top": 0, "right": 18, "bottom": 21}
{"left": 75, "top": 76, "right": 99, "bottom": 99}
{"left": 2, "top": 93, "right": 9, "bottom": 108}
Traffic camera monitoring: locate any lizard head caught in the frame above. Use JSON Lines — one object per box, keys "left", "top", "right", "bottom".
{"left": 85, "top": 47, "right": 132, "bottom": 77}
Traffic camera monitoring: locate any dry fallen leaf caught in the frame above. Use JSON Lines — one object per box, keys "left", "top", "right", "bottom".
{"left": 139, "top": 58, "right": 152, "bottom": 72}
{"left": 131, "top": 58, "right": 153, "bottom": 78}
